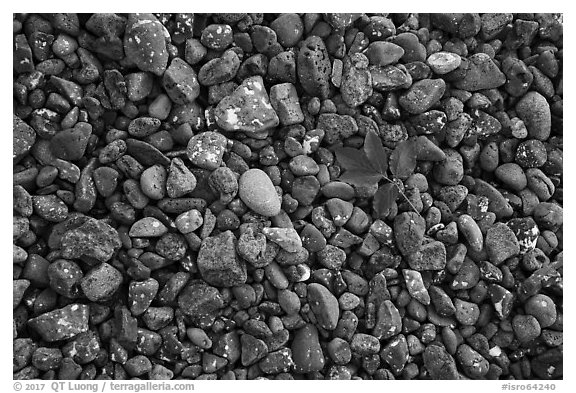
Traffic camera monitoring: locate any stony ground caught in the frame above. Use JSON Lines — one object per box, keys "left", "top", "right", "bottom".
{"left": 13, "top": 13, "right": 562, "bottom": 380}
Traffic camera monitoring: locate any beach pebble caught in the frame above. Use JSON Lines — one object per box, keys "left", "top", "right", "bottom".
{"left": 307, "top": 283, "right": 339, "bottom": 330}
{"left": 238, "top": 168, "right": 281, "bottom": 217}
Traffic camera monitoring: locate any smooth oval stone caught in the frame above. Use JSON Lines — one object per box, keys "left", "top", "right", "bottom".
{"left": 129, "top": 217, "right": 168, "bottom": 237}
{"left": 238, "top": 169, "right": 281, "bottom": 217}
{"left": 363, "top": 41, "right": 404, "bottom": 66}
{"left": 515, "top": 91, "right": 551, "bottom": 141}
{"left": 427, "top": 51, "right": 462, "bottom": 74}
{"left": 291, "top": 324, "right": 325, "bottom": 373}
{"left": 307, "top": 283, "right": 339, "bottom": 330}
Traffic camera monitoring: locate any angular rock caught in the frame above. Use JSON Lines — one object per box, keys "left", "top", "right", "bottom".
{"left": 215, "top": 75, "right": 279, "bottom": 133}
{"left": 454, "top": 53, "right": 506, "bottom": 91}
{"left": 269, "top": 83, "right": 304, "bottom": 126}
{"left": 178, "top": 281, "right": 224, "bottom": 327}
{"left": 162, "top": 57, "right": 200, "bottom": 104}
{"left": 380, "top": 334, "right": 409, "bottom": 375}
{"left": 485, "top": 223, "right": 520, "bottom": 265}
{"left": 241, "top": 334, "right": 269, "bottom": 366}
{"left": 423, "top": 344, "right": 459, "bottom": 379}
{"left": 13, "top": 115, "right": 36, "bottom": 162}
{"left": 60, "top": 217, "right": 121, "bottom": 263}
{"left": 80, "top": 262, "right": 123, "bottom": 301}
{"left": 166, "top": 157, "right": 197, "bottom": 198}
{"left": 372, "top": 300, "right": 402, "bottom": 339}
{"left": 27, "top": 304, "right": 89, "bottom": 342}
{"left": 394, "top": 212, "right": 426, "bottom": 256}
{"left": 197, "top": 230, "right": 247, "bottom": 287}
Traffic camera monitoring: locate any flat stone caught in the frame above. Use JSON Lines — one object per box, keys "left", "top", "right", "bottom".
{"left": 454, "top": 53, "right": 506, "bottom": 91}
{"left": 27, "top": 304, "right": 89, "bottom": 342}
{"left": 215, "top": 75, "right": 279, "bottom": 133}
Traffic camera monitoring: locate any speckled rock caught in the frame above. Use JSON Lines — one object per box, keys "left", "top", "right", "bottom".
{"left": 186, "top": 131, "right": 227, "bottom": 170}
{"left": 162, "top": 57, "right": 200, "bottom": 104}
{"left": 372, "top": 300, "right": 402, "bottom": 339}
{"left": 123, "top": 14, "right": 169, "bottom": 76}
{"left": 60, "top": 217, "right": 121, "bottom": 263}
{"left": 485, "top": 223, "right": 520, "bottom": 265}
{"left": 380, "top": 334, "right": 409, "bottom": 375}
{"left": 27, "top": 304, "right": 89, "bottom": 342}
{"left": 80, "top": 262, "right": 123, "bottom": 302}
{"left": 197, "top": 230, "right": 247, "bottom": 287}
{"left": 393, "top": 212, "right": 426, "bottom": 256}
{"left": 166, "top": 158, "right": 197, "bottom": 198}
{"left": 129, "top": 217, "right": 168, "bottom": 237}
{"left": 399, "top": 79, "right": 446, "bottom": 114}
{"left": 454, "top": 53, "right": 506, "bottom": 91}
{"left": 215, "top": 75, "right": 279, "bottom": 133}
{"left": 13, "top": 115, "right": 36, "bottom": 162}
{"left": 423, "top": 344, "right": 459, "bottom": 379}
{"left": 291, "top": 324, "right": 325, "bottom": 373}
{"left": 456, "top": 344, "right": 489, "bottom": 379}
{"left": 49, "top": 122, "right": 92, "bottom": 161}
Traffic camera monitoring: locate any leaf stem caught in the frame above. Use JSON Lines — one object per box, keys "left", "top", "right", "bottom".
{"left": 382, "top": 176, "right": 422, "bottom": 217}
